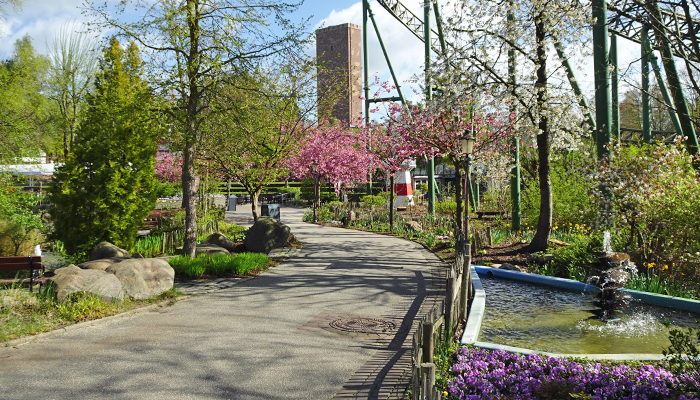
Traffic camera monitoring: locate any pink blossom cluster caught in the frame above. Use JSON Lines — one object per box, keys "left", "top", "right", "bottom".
{"left": 155, "top": 152, "right": 183, "bottom": 183}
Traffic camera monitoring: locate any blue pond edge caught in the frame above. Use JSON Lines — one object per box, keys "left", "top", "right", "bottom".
{"left": 460, "top": 265, "right": 700, "bottom": 361}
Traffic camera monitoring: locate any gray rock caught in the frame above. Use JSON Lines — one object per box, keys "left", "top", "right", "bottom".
{"left": 405, "top": 221, "right": 422, "bottom": 232}
{"left": 131, "top": 252, "right": 144, "bottom": 259}
{"left": 51, "top": 265, "right": 124, "bottom": 302}
{"left": 79, "top": 257, "right": 129, "bottom": 271}
{"left": 105, "top": 258, "right": 174, "bottom": 300}
{"left": 90, "top": 242, "right": 130, "bottom": 261}
{"left": 195, "top": 244, "right": 230, "bottom": 255}
{"left": 201, "top": 233, "right": 237, "bottom": 253}
{"left": 244, "top": 217, "right": 291, "bottom": 254}
{"left": 498, "top": 263, "right": 522, "bottom": 271}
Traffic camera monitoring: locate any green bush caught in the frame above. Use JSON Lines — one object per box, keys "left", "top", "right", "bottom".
{"left": 435, "top": 200, "right": 457, "bottom": 217}
{"left": 153, "top": 180, "right": 181, "bottom": 198}
{"left": 548, "top": 232, "right": 601, "bottom": 281}
{"left": 663, "top": 323, "right": 700, "bottom": 377}
{"left": 360, "top": 194, "right": 385, "bottom": 209}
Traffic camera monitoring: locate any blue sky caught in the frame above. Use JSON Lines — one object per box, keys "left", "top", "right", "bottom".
{"left": 0, "top": 0, "right": 644, "bottom": 103}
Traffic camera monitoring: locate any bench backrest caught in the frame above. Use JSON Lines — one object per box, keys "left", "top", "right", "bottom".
{"left": 0, "top": 256, "right": 43, "bottom": 272}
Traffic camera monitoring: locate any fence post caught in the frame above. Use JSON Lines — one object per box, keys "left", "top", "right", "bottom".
{"left": 461, "top": 241, "right": 472, "bottom": 320}
{"left": 162, "top": 233, "right": 166, "bottom": 255}
{"left": 487, "top": 226, "right": 493, "bottom": 246}
{"left": 422, "top": 321, "right": 435, "bottom": 364}
{"left": 445, "top": 270, "right": 454, "bottom": 333}
{"left": 421, "top": 363, "right": 436, "bottom": 400}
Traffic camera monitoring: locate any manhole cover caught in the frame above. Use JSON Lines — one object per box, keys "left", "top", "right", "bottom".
{"left": 330, "top": 318, "right": 396, "bottom": 333}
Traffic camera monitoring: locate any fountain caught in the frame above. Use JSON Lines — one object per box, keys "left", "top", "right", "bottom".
{"left": 586, "top": 231, "right": 639, "bottom": 322}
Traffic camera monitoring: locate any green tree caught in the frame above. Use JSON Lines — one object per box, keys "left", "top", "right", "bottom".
{"left": 48, "top": 22, "right": 100, "bottom": 158}
{"left": 86, "top": 0, "right": 308, "bottom": 258}
{"left": 0, "top": 35, "right": 53, "bottom": 163}
{"left": 49, "top": 38, "right": 158, "bottom": 255}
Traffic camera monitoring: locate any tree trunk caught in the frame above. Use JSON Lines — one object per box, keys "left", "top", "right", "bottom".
{"left": 528, "top": 14, "right": 553, "bottom": 253}
{"left": 182, "top": 134, "right": 199, "bottom": 258}
{"left": 454, "top": 161, "right": 463, "bottom": 237}
{"left": 390, "top": 174, "right": 394, "bottom": 231}
{"left": 251, "top": 188, "right": 262, "bottom": 221}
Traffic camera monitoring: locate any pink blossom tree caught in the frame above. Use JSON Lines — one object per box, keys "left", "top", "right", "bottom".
{"left": 155, "top": 152, "right": 183, "bottom": 183}
{"left": 286, "top": 122, "right": 380, "bottom": 202}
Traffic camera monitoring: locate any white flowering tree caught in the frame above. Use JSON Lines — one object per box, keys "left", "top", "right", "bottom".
{"left": 432, "top": 0, "right": 594, "bottom": 251}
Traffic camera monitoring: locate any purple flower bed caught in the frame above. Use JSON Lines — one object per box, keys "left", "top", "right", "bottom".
{"left": 448, "top": 347, "right": 699, "bottom": 400}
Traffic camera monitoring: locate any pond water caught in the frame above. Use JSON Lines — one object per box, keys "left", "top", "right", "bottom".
{"left": 479, "top": 276, "right": 700, "bottom": 354}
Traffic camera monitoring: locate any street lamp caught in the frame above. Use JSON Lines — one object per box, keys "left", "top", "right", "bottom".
{"left": 311, "top": 160, "right": 319, "bottom": 223}
{"left": 460, "top": 132, "right": 476, "bottom": 239}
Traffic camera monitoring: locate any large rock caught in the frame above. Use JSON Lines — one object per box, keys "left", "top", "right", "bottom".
{"left": 201, "top": 233, "right": 237, "bottom": 253}
{"left": 195, "top": 244, "right": 230, "bottom": 255}
{"left": 90, "top": 242, "right": 130, "bottom": 261}
{"left": 244, "top": 217, "right": 291, "bottom": 254}
{"left": 78, "top": 257, "right": 128, "bottom": 271}
{"left": 51, "top": 265, "right": 124, "bottom": 302}
{"left": 105, "top": 258, "right": 175, "bottom": 300}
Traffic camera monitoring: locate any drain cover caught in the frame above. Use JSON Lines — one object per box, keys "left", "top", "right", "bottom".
{"left": 330, "top": 318, "right": 396, "bottom": 333}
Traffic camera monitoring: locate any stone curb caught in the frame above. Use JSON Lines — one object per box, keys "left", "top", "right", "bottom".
{"left": 3, "top": 296, "right": 189, "bottom": 349}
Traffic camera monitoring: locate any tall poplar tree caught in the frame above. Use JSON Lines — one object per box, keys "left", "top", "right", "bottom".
{"left": 50, "top": 38, "right": 158, "bottom": 255}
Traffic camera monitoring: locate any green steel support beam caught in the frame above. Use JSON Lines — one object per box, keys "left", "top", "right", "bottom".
{"left": 646, "top": 0, "right": 698, "bottom": 157}
{"left": 432, "top": 0, "right": 447, "bottom": 55}
{"left": 425, "top": 1, "right": 436, "bottom": 215}
{"left": 553, "top": 40, "right": 597, "bottom": 132}
{"left": 363, "top": 0, "right": 372, "bottom": 195}
{"left": 643, "top": 36, "right": 684, "bottom": 138}
{"left": 508, "top": 0, "right": 520, "bottom": 233}
{"left": 367, "top": 96, "right": 404, "bottom": 103}
{"left": 593, "top": 0, "right": 612, "bottom": 159}
{"left": 611, "top": 34, "right": 620, "bottom": 141}
{"left": 642, "top": 27, "right": 652, "bottom": 143}
{"left": 367, "top": 2, "right": 407, "bottom": 105}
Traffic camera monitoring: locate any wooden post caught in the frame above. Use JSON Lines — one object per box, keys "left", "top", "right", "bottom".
{"left": 487, "top": 226, "right": 493, "bottom": 246}
{"left": 421, "top": 363, "right": 436, "bottom": 400}
{"left": 162, "top": 233, "right": 166, "bottom": 255}
{"left": 422, "top": 321, "right": 435, "bottom": 363}
{"left": 445, "top": 270, "right": 454, "bottom": 332}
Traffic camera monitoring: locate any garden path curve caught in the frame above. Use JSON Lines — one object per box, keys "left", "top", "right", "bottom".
{"left": 0, "top": 205, "right": 445, "bottom": 400}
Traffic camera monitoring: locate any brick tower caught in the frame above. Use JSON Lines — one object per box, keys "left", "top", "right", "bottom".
{"left": 315, "top": 23, "right": 362, "bottom": 126}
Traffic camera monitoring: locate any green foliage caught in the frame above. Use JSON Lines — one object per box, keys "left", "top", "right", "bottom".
{"left": 49, "top": 38, "right": 158, "bottom": 254}
{"left": 547, "top": 233, "right": 601, "bottom": 281}
{"left": 0, "top": 186, "right": 43, "bottom": 255}
{"left": 521, "top": 152, "right": 596, "bottom": 228}
{"left": 360, "top": 194, "right": 385, "bottom": 209}
{"left": 435, "top": 200, "right": 458, "bottom": 217}
{"left": 663, "top": 322, "right": 700, "bottom": 377}
{"left": 153, "top": 180, "right": 181, "bottom": 198}
{"left": 300, "top": 178, "right": 337, "bottom": 203}
{"left": 168, "top": 252, "right": 270, "bottom": 278}
{"left": 0, "top": 35, "right": 54, "bottom": 162}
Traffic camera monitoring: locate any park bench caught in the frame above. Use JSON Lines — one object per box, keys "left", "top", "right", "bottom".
{"left": 0, "top": 256, "right": 47, "bottom": 292}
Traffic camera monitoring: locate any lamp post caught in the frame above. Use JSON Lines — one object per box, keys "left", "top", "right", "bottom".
{"left": 460, "top": 131, "right": 476, "bottom": 242}
{"left": 311, "top": 160, "right": 319, "bottom": 223}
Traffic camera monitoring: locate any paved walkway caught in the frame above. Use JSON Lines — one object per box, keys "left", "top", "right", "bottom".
{"left": 0, "top": 205, "right": 446, "bottom": 399}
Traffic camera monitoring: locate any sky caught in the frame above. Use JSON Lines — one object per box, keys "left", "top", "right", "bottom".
{"left": 0, "top": 0, "right": 646, "bottom": 106}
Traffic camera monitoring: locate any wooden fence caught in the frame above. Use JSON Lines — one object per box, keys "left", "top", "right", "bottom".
{"left": 411, "top": 237, "right": 472, "bottom": 399}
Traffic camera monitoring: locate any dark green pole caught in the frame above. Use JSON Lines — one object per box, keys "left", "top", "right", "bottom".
{"left": 510, "top": 138, "right": 521, "bottom": 232}
{"left": 508, "top": 0, "right": 520, "bottom": 233}
{"left": 554, "top": 40, "right": 596, "bottom": 132}
{"left": 425, "top": 1, "right": 436, "bottom": 215}
{"left": 611, "top": 34, "right": 620, "bottom": 141}
{"left": 363, "top": 0, "right": 372, "bottom": 195}
{"left": 367, "top": 3, "right": 406, "bottom": 104}
{"left": 593, "top": 0, "right": 611, "bottom": 159}
{"left": 642, "top": 27, "right": 652, "bottom": 143}
{"left": 644, "top": 33, "right": 684, "bottom": 138}
{"left": 647, "top": 0, "right": 699, "bottom": 157}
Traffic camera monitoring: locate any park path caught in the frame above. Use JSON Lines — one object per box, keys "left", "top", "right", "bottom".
{"left": 0, "top": 206, "right": 445, "bottom": 400}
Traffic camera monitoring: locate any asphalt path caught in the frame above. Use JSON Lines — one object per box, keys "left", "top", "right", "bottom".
{"left": 0, "top": 206, "right": 442, "bottom": 399}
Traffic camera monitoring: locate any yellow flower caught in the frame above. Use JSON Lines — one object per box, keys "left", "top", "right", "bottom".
{"left": 443, "top": 391, "right": 449, "bottom": 397}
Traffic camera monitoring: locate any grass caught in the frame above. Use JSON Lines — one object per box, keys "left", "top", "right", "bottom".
{"left": 168, "top": 252, "right": 270, "bottom": 278}
{"left": 1, "top": 286, "right": 181, "bottom": 343}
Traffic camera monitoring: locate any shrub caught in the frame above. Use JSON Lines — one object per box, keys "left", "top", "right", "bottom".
{"left": 360, "top": 194, "right": 385, "bottom": 209}
{"left": 664, "top": 322, "right": 700, "bottom": 378}
{"left": 435, "top": 200, "right": 457, "bottom": 217}
{"left": 548, "top": 232, "right": 601, "bottom": 281}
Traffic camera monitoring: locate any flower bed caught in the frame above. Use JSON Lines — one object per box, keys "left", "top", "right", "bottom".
{"left": 447, "top": 347, "right": 699, "bottom": 400}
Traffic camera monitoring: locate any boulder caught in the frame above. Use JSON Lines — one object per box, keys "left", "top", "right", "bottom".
{"left": 497, "top": 263, "right": 523, "bottom": 272}
{"left": 244, "top": 217, "right": 291, "bottom": 254}
{"left": 79, "top": 257, "right": 128, "bottom": 271}
{"left": 201, "top": 232, "right": 237, "bottom": 253}
{"left": 195, "top": 244, "right": 230, "bottom": 255}
{"left": 90, "top": 242, "right": 130, "bottom": 261}
{"left": 405, "top": 221, "right": 422, "bottom": 232}
{"left": 105, "top": 258, "right": 174, "bottom": 300}
{"left": 51, "top": 265, "right": 124, "bottom": 302}
{"left": 131, "top": 252, "right": 144, "bottom": 259}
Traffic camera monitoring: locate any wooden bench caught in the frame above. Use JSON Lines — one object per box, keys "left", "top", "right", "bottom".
{"left": 0, "top": 256, "right": 48, "bottom": 291}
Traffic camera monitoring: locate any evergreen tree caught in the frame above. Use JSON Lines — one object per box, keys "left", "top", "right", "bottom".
{"left": 50, "top": 37, "right": 158, "bottom": 255}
